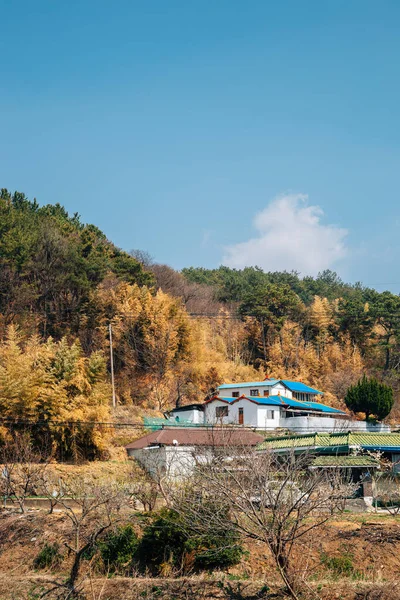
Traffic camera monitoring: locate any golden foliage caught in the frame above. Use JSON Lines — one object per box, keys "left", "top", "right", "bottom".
{"left": 0, "top": 326, "right": 111, "bottom": 458}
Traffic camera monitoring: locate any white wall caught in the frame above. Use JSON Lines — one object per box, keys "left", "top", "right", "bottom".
{"left": 270, "top": 383, "right": 292, "bottom": 398}
{"left": 128, "top": 446, "right": 168, "bottom": 477}
{"left": 129, "top": 445, "right": 214, "bottom": 480}
{"left": 281, "top": 415, "right": 391, "bottom": 433}
{"left": 219, "top": 383, "right": 292, "bottom": 399}
{"left": 205, "top": 398, "right": 283, "bottom": 429}
{"left": 169, "top": 408, "right": 204, "bottom": 424}
{"left": 257, "top": 406, "right": 281, "bottom": 429}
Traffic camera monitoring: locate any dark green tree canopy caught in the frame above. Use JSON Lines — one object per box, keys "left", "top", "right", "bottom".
{"left": 0, "top": 189, "right": 154, "bottom": 338}
{"left": 345, "top": 375, "right": 394, "bottom": 421}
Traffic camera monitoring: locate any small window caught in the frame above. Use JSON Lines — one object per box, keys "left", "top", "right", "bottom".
{"left": 267, "top": 410, "right": 275, "bottom": 420}
{"left": 216, "top": 406, "right": 228, "bottom": 418}
{"left": 250, "top": 389, "right": 259, "bottom": 396}
{"left": 232, "top": 392, "right": 240, "bottom": 398}
{"left": 263, "top": 389, "right": 270, "bottom": 397}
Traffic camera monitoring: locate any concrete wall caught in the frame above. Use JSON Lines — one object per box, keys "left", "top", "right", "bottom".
{"left": 129, "top": 445, "right": 213, "bottom": 480}
{"left": 204, "top": 398, "right": 283, "bottom": 428}
{"left": 281, "top": 415, "right": 391, "bottom": 433}
{"left": 169, "top": 408, "right": 204, "bottom": 424}
{"left": 220, "top": 383, "right": 291, "bottom": 399}
{"left": 128, "top": 446, "right": 168, "bottom": 477}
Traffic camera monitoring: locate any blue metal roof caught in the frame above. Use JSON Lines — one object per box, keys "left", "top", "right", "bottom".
{"left": 213, "top": 395, "right": 344, "bottom": 414}
{"left": 301, "top": 401, "right": 345, "bottom": 414}
{"left": 218, "top": 380, "right": 279, "bottom": 389}
{"left": 280, "top": 380, "right": 323, "bottom": 395}
{"left": 282, "top": 397, "right": 345, "bottom": 413}
{"left": 218, "top": 379, "right": 322, "bottom": 395}
{"left": 216, "top": 395, "right": 289, "bottom": 406}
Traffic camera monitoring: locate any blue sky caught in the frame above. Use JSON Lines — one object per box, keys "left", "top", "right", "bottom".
{"left": 1, "top": 0, "right": 400, "bottom": 291}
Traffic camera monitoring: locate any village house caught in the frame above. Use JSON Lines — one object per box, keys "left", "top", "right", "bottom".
{"left": 257, "top": 431, "right": 400, "bottom": 499}
{"left": 126, "top": 427, "right": 264, "bottom": 479}
{"left": 203, "top": 393, "right": 350, "bottom": 432}
{"left": 216, "top": 377, "right": 323, "bottom": 402}
{"left": 167, "top": 378, "right": 390, "bottom": 433}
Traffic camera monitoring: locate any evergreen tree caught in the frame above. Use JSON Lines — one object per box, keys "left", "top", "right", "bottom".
{"left": 345, "top": 375, "right": 394, "bottom": 421}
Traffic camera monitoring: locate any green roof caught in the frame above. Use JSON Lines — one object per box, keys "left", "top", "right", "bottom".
{"left": 258, "top": 432, "right": 400, "bottom": 452}
{"left": 311, "top": 455, "right": 380, "bottom": 468}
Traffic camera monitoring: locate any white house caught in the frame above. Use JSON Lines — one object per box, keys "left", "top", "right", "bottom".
{"left": 161, "top": 379, "right": 391, "bottom": 434}
{"left": 217, "top": 378, "right": 324, "bottom": 402}
{"left": 126, "top": 427, "right": 264, "bottom": 480}
{"left": 165, "top": 403, "right": 204, "bottom": 424}
{"left": 204, "top": 394, "right": 390, "bottom": 433}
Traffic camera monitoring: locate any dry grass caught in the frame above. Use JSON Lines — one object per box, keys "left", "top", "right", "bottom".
{"left": 1, "top": 510, "right": 400, "bottom": 599}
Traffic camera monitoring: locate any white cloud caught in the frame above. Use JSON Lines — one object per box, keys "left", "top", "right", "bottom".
{"left": 222, "top": 193, "right": 348, "bottom": 276}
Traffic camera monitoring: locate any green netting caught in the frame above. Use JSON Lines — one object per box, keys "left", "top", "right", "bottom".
{"left": 143, "top": 417, "right": 204, "bottom": 431}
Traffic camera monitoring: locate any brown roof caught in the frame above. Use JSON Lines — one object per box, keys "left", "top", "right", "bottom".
{"left": 125, "top": 428, "right": 264, "bottom": 450}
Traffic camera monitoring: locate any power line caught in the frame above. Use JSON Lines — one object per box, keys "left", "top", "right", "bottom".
{"left": 0, "top": 419, "right": 386, "bottom": 432}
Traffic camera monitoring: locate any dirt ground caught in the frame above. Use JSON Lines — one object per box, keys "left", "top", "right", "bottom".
{"left": 1, "top": 509, "right": 400, "bottom": 600}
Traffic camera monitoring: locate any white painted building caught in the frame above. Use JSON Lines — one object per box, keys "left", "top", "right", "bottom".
{"left": 204, "top": 394, "right": 390, "bottom": 433}
{"left": 126, "top": 428, "right": 264, "bottom": 480}
{"left": 162, "top": 379, "right": 391, "bottom": 434}
{"left": 204, "top": 396, "right": 281, "bottom": 429}
{"left": 166, "top": 403, "right": 204, "bottom": 424}
{"left": 217, "top": 378, "right": 324, "bottom": 402}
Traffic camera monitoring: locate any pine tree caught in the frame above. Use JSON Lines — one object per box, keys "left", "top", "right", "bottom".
{"left": 345, "top": 375, "right": 394, "bottom": 421}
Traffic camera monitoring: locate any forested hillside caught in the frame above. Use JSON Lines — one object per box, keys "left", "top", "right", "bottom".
{"left": 1, "top": 189, "right": 400, "bottom": 459}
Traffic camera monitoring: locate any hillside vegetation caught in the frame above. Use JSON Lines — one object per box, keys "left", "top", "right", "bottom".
{"left": 1, "top": 189, "right": 400, "bottom": 456}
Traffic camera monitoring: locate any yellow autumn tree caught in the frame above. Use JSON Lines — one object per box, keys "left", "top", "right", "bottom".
{"left": 0, "top": 326, "right": 111, "bottom": 458}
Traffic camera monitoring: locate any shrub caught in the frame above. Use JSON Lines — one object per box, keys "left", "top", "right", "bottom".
{"left": 186, "top": 529, "right": 244, "bottom": 570}
{"left": 320, "top": 551, "right": 360, "bottom": 578}
{"left": 137, "top": 509, "right": 186, "bottom": 573}
{"left": 98, "top": 525, "right": 139, "bottom": 574}
{"left": 136, "top": 508, "right": 244, "bottom": 574}
{"left": 33, "top": 543, "right": 62, "bottom": 570}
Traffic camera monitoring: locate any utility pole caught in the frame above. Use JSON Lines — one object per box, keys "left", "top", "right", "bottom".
{"left": 109, "top": 323, "right": 116, "bottom": 409}
{"left": 261, "top": 317, "right": 267, "bottom": 363}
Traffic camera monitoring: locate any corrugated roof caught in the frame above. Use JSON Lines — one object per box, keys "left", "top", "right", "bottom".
{"left": 126, "top": 428, "right": 264, "bottom": 450}
{"left": 296, "top": 401, "right": 346, "bottom": 414}
{"left": 218, "top": 380, "right": 279, "bottom": 389}
{"left": 280, "top": 380, "right": 323, "bottom": 394}
{"left": 208, "top": 395, "right": 346, "bottom": 414}
{"left": 169, "top": 404, "right": 205, "bottom": 412}
{"left": 218, "top": 379, "right": 322, "bottom": 395}
{"left": 258, "top": 432, "right": 400, "bottom": 452}
{"left": 311, "top": 455, "right": 380, "bottom": 467}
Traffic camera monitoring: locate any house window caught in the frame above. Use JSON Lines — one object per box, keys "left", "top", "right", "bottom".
{"left": 263, "top": 389, "right": 270, "bottom": 397}
{"left": 232, "top": 392, "right": 240, "bottom": 398}
{"left": 216, "top": 406, "right": 228, "bottom": 418}
{"left": 250, "top": 389, "right": 259, "bottom": 396}
{"left": 267, "top": 410, "right": 275, "bottom": 420}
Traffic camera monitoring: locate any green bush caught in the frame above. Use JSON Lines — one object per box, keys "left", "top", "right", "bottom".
{"left": 98, "top": 525, "right": 139, "bottom": 574}
{"left": 186, "top": 529, "right": 244, "bottom": 570}
{"left": 33, "top": 543, "right": 62, "bottom": 570}
{"left": 137, "top": 509, "right": 187, "bottom": 572}
{"left": 136, "top": 508, "right": 244, "bottom": 574}
{"left": 320, "top": 551, "right": 360, "bottom": 578}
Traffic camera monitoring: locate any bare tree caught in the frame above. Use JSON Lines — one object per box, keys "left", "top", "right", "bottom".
{"left": 127, "top": 468, "right": 159, "bottom": 512}
{"left": 0, "top": 432, "right": 52, "bottom": 513}
{"left": 151, "top": 263, "right": 221, "bottom": 314}
{"left": 373, "top": 463, "right": 400, "bottom": 516}
{"left": 42, "top": 474, "right": 126, "bottom": 597}
{"left": 172, "top": 445, "right": 354, "bottom": 600}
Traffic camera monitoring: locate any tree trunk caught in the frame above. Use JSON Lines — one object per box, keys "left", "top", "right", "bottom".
{"left": 385, "top": 343, "right": 390, "bottom": 371}
{"left": 275, "top": 552, "right": 300, "bottom": 600}
{"left": 66, "top": 550, "right": 82, "bottom": 592}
